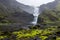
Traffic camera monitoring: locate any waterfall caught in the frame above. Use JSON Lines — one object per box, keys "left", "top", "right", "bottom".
{"left": 31, "top": 7, "right": 39, "bottom": 25}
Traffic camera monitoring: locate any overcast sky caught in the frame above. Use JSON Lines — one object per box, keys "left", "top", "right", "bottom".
{"left": 16, "top": 0, "right": 55, "bottom": 7}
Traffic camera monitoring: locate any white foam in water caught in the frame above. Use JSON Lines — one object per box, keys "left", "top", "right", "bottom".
{"left": 16, "top": 0, "right": 55, "bottom": 25}
{"left": 31, "top": 7, "right": 39, "bottom": 25}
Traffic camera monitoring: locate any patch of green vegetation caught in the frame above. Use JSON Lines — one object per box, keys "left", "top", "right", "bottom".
{"left": 13, "top": 26, "right": 57, "bottom": 40}
{"left": 0, "top": 26, "right": 58, "bottom": 40}
{"left": 0, "top": 36, "right": 7, "bottom": 39}
{"left": 12, "top": 29, "right": 42, "bottom": 40}
{"left": 56, "top": 36, "right": 60, "bottom": 40}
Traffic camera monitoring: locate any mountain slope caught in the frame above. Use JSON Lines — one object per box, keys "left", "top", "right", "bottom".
{"left": 38, "top": 0, "right": 60, "bottom": 26}
{"left": 0, "top": 0, "right": 34, "bottom": 25}
{"left": 39, "top": 0, "right": 59, "bottom": 13}
{"left": 0, "top": 0, "right": 34, "bottom": 31}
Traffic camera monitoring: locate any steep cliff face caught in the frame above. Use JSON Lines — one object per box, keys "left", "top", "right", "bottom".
{"left": 0, "top": 0, "right": 34, "bottom": 25}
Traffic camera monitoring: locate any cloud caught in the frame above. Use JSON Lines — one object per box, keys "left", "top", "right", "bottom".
{"left": 16, "top": 0, "right": 55, "bottom": 7}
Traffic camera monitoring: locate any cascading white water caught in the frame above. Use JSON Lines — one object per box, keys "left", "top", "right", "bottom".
{"left": 16, "top": 0, "right": 55, "bottom": 25}
{"left": 32, "top": 7, "right": 39, "bottom": 25}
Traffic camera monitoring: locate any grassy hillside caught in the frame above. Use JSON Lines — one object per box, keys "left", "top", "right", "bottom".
{"left": 38, "top": 0, "right": 60, "bottom": 27}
